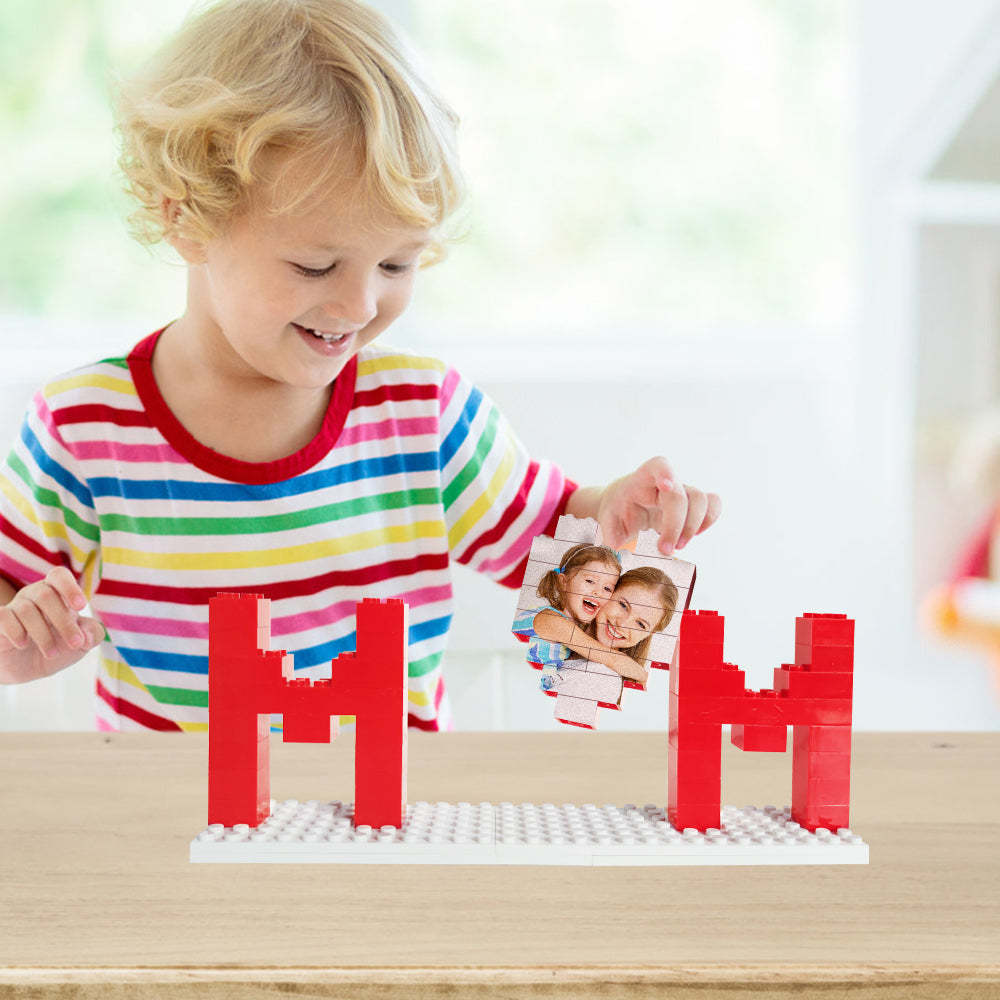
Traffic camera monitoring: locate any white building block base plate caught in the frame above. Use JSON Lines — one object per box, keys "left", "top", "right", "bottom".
{"left": 190, "top": 800, "right": 869, "bottom": 865}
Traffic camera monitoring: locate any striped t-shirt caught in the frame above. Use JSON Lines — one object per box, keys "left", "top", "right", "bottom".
{"left": 0, "top": 329, "right": 575, "bottom": 732}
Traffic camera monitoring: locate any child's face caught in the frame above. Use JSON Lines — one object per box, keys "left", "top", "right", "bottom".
{"left": 173, "top": 151, "right": 430, "bottom": 391}
{"left": 594, "top": 581, "right": 664, "bottom": 649}
{"left": 560, "top": 560, "right": 618, "bottom": 624}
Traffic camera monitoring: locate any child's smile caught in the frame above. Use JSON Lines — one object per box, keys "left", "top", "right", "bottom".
{"left": 292, "top": 323, "right": 359, "bottom": 359}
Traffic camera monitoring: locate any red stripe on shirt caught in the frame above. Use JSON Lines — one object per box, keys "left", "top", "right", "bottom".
{"left": 0, "top": 516, "right": 69, "bottom": 570}
{"left": 96, "top": 552, "right": 451, "bottom": 605}
{"left": 458, "top": 461, "right": 541, "bottom": 568}
{"left": 496, "top": 478, "right": 579, "bottom": 589}
{"left": 408, "top": 712, "right": 443, "bottom": 732}
{"left": 96, "top": 678, "right": 184, "bottom": 732}
{"left": 52, "top": 404, "right": 153, "bottom": 430}
{"left": 353, "top": 383, "right": 440, "bottom": 410}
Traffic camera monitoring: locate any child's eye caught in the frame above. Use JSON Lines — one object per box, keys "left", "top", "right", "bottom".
{"left": 292, "top": 262, "right": 336, "bottom": 278}
{"left": 292, "top": 261, "right": 413, "bottom": 279}
{"left": 380, "top": 262, "right": 413, "bottom": 275}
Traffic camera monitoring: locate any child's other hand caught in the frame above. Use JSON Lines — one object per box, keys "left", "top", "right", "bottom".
{"left": 596, "top": 457, "right": 721, "bottom": 557}
{"left": 610, "top": 655, "right": 649, "bottom": 685}
{"left": 0, "top": 567, "right": 104, "bottom": 683}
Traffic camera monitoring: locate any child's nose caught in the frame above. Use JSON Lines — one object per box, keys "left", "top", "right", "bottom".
{"left": 323, "top": 273, "right": 377, "bottom": 329}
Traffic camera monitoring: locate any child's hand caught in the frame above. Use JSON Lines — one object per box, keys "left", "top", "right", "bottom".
{"left": 574, "top": 457, "right": 721, "bottom": 557}
{"left": 0, "top": 567, "right": 104, "bottom": 683}
{"left": 604, "top": 652, "right": 649, "bottom": 685}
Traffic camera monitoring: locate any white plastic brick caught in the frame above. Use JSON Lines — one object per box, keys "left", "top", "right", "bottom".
{"left": 190, "top": 801, "right": 869, "bottom": 865}
{"left": 553, "top": 693, "right": 600, "bottom": 728}
{"left": 631, "top": 527, "right": 664, "bottom": 559}
{"left": 551, "top": 666, "right": 622, "bottom": 703}
{"left": 580, "top": 658, "right": 619, "bottom": 677}
{"left": 527, "top": 535, "right": 565, "bottom": 567}
{"left": 519, "top": 561, "right": 555, "bottom": 597}
{"left": 646, "top": 631, "right": 677, "bottom": 663}
{"left": 554, "top": 515, "right": 602, "bottom": 544}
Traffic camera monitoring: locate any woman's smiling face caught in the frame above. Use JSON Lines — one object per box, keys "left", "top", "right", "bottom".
{"left": 594, "top": 581, "right": 661, "bottom": 648}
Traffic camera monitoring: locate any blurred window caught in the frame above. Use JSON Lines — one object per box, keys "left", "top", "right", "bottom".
{"left": 0, "top": 0, "right": 852, "bottom": 342}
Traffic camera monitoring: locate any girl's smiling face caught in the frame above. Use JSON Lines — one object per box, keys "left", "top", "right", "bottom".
{"left": 169, "top": 150, "right": 431, "bottom": 393}
{"left": 560, "top": 560, "right": 618, "bottom": 624}
{"left": 595, "top": 581, "right": 664, "bottom": 648}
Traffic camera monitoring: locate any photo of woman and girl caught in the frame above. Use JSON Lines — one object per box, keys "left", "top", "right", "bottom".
{"left": 512, "top": 543, "right": 680, "bottom": 695}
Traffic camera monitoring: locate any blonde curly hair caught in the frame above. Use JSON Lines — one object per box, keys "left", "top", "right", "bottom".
{"left": 113, "top": 0, "right": 465, "bottom": 264}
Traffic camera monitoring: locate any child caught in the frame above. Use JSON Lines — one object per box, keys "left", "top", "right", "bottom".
{"left": 512, "top": 543, "right": 621, "bottom": 672}
{"left": 0, "top": 0, "right": 719, "bottom": 733}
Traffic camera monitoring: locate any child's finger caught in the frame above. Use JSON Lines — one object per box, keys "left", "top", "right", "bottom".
{"left": 654, "top": 479, "right": 689, "bottom": 556}
{"left": 6, "top": 599, "right": 59, "bottom": 657}
{"left": 628, "top": 662, "right": 649, "bottom": 684}
{"left": 641, "top": 456, "right": 677, "bottom": 494}
{"left": 600, "top": 514, "right": 630, "bottom": 549}
{"left": 675, "top": 487, "right": 708, "bottom": 550}
{"left": 45, "top": 566, "right": 87, "bottom": 612}
{"left": 0, "top": 603, "right": 29, "bottom": 651}
{"left": 24, "top": 582, "right": 87, "bottom": 652}
{"left": 695, "top": 492, "right": 723, "bottom": 535}
{"left": 74, "top": 616, "right": 104, "bottom": 649}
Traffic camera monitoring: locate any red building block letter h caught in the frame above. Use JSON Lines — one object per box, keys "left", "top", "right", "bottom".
{"left": 207, "top": 593, "right": 408, "bottom": 830}
{"left": 668, "top": 610, "right": 854, "bottom": 833}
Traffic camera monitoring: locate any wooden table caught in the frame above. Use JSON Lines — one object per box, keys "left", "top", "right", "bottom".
{"left": 0, "top": 731, "right": 998, "bottom": 998}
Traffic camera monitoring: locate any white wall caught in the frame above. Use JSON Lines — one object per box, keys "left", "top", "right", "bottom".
{"left": 442, "top": 333, "right": 865, "bottom": 729}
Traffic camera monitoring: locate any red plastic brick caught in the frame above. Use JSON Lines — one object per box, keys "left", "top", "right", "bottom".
{"left": 795, "top": 614, "right": 854, "bottom": 648}
{"left": 730, "top": 723, "right": 788, "bottom": 752}
{"left": 773, "top": 667, "right": 854, "bottom": 699}
{"left": 794, "top": 643, "right": 854, "bottom": 672}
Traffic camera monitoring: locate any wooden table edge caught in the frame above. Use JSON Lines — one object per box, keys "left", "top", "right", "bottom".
{"left": 1, "top": 965, "right": 998, "bottom": 985}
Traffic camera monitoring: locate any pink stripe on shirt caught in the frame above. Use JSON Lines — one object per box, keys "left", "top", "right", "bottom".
{"left": 339, "top": 416, "right": 438, "bottom": 447}
{"left": 100, "top": 584, "right": 455, "bottom": 640}
{"left": 439, "top": 368, "right": 461, "bottom": 414}
{"left": 274, "top": 584, "right": 453, "bottom": 635}
{"left": 0, "top": 553, "right": 46, "bottom": 588}
{"left": 70, "top": 440, "right": 185, "bottom": 464}
{"left": 98, "top": 610, "right": 207, "bottom": 639}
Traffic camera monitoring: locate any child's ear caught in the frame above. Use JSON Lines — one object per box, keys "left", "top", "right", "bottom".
{"left": 162, "top": 198, "right": 208, "bottom": 265}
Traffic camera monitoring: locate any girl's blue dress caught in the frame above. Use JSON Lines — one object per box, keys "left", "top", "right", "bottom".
{"left": 512, "top": 604, "right": 574, "bottom": 667}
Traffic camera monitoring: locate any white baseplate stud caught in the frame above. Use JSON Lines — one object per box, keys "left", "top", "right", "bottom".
{"left": 190, "top": 800, "right": 869, "bottom": 865}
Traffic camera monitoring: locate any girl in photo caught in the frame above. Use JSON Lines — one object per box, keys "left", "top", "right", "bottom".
{"left": 512, "top": 544, "right": 621, "bottom": 675}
